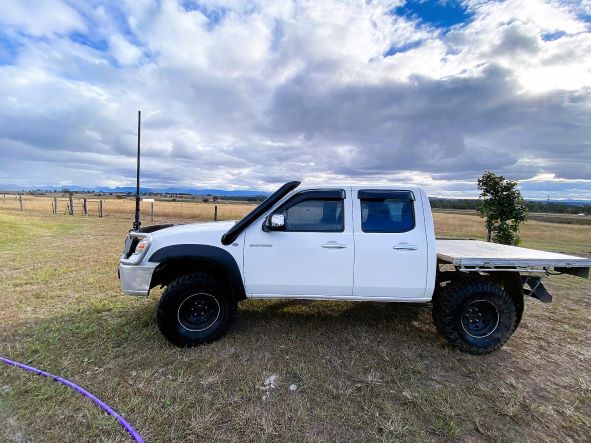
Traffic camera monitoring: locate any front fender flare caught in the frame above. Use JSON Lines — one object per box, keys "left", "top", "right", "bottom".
{"left": 148, "top": 244, "right": 246, "bottom": 300}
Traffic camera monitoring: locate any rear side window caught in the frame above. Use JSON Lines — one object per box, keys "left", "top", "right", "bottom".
{"left": 285, "top": 199, "right": 344, "bottom": 232}
{"left": 359, "top": 190, "right": 415, "bottom": 233}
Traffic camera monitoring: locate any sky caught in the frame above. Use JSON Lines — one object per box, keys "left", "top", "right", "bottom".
{"left": 0, "top": 0, "right": 590, "bottom": 199}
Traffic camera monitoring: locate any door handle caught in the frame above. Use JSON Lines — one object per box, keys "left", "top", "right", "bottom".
{"left": 322, "top": 241, "right": 347, "bottom": 249}
{"left": 393, "top": 243, "right": 418, "bottom": 250}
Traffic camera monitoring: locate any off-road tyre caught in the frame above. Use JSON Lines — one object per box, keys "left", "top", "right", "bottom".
{"left": 157, "top": 272, "right": 237, "bottom": 347}
{"left": 432, "top": 280, "right": 516, "bottom": 355}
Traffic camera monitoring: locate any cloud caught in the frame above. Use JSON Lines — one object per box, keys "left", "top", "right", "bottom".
{"left": 0, "top": 0, "right": 590, "bottom": 199}
{"left": 0, "top": 0, "right": 86, "bottom": 37}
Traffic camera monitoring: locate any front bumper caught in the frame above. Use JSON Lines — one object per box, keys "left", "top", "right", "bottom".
{"left": 119, "top": 262, "right": 158, "bottom": 296}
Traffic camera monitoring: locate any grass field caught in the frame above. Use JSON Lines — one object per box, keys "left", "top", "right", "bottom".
{"left": 1, "top": 210, "right": 590, "bottom": 442}
{"left": 0, "top": 194, "right": 255, "bottom": 221}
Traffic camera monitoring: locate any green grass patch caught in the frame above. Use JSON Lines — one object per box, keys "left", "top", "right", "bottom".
{"left": 1, "top": 210, "right": 590, "bottom": 442}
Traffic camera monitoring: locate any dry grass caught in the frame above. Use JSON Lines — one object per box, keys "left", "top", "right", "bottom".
{"left": 0, "top": 210, "right": 590, "bottom": 442}
{"left": 434, "top": 212, "right": 591, "bottom": 255}
{"left": 2, "top": 195, "right": 589, "bottom": 255}
{"left": 0, "top": 194, "right": 255, "bottom": 221}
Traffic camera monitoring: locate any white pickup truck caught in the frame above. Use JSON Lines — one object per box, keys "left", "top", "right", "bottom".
{"left": 118, "top": 181, "right": 591, "bottom": 354}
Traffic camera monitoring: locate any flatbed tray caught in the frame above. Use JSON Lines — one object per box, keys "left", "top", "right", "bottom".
{"left": 436, "top": 239, "right": 591, "bottom": 269}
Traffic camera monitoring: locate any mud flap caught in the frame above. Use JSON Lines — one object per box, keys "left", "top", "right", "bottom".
{"left": 522, "top": 276, "right": 552, "bottom": 303}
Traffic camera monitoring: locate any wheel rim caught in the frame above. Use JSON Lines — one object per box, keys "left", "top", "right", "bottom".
{"left": 177, "top": 293, "right": 220, "bottom": 332}
{"left": 460, "top": 299, "right": 499, "bottom": 338}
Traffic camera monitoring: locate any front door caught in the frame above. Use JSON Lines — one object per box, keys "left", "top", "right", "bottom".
{"left": 243, "top": 188, "right": 354, "bottom": 297}
{"left": 352, "top": 189, "right": 429, "bottom": 299}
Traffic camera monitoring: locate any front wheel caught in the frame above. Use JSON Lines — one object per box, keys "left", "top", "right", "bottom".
{"left": 157, "top": 272, "right": 236, "bottom": 347}
{"left": 432, "top": 280, "right": 516, "bottom": 354}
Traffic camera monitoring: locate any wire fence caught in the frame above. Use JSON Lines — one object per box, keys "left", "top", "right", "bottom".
{"left": 0, "top": 194, "right": 255, "bottom": 222}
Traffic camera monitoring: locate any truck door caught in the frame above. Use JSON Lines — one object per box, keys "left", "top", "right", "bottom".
{"left": 243, "top": 188, "right": 354, "bottom": 297}
{"left": 352, "top": 189, "right": 429, "bottom": 300}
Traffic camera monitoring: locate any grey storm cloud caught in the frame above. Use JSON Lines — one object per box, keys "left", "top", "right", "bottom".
{"left": 0, "top": 0, "right": 590, "bottom": 199}
{"left": 265, "top": 64, "right": 590, "bottom": 181}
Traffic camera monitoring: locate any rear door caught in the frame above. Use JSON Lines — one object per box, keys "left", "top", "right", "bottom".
{"left": 243, "top": 188, "right": 354, "bottom": 297}
{"left": 352, "top": 189, "right": 429, "bottom": 299}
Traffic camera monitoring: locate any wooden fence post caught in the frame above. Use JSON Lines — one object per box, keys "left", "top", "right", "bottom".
{"left": 52, "top": 197, "right": 57, "bottom": 214}
{"left": 214, "top": 205, "right": 218, "bottom": 221}
{"left": 19, "top": 195, "right": 23, "bottom": 211}
{"left": 83, "top": 198, "right": 88, "bottom": 216}
{"left": 68, "top": 194, "right": 74, "bottom": 215}
{"left": 150, "top": 201, "right": 154, "bottom": 222}
{"left": 99, "top": 200, "right": 103, "bottom": 218}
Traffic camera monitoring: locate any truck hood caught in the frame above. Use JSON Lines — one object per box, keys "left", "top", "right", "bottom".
{"left": 138, "top": 221, "right": 242, "bottom": 265}
{"left": 149, "top": 221, "right": 237, "bottom": 239}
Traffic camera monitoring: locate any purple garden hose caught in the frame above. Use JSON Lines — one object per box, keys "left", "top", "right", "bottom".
{"left": 0, "top": 356, "right": 144, "bottom": 443}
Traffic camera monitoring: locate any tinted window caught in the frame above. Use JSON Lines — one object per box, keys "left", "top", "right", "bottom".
{"left": 360, "top": 198, "right": 415, "bottom": 233}
{"left": 285, "top": 199, "right": 344, "bottom": 232}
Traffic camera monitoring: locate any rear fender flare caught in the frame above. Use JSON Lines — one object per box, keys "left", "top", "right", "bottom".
{"left": 435, "top": 271, "right": 525, "bottom": 329}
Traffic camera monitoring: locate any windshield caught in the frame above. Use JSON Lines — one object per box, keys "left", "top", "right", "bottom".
{"left": 221, "top": 181, "right": 300, "bottom": 245}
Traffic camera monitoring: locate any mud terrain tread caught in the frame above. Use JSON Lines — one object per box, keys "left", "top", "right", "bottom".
{"left": 432, "top": 280, "right": 517, "bottom": 355}
{"left": 157, "top": 271, "right": 236, "bottom": 347}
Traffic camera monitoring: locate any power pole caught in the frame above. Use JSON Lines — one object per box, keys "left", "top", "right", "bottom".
{"left": 546, "top": 194, "right": 549, "bottom": 216}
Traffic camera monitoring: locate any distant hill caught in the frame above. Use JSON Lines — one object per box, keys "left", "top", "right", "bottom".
{"left": 0, "top": 184, "right": 269, "bottom": 198}
{"left": 430, "top": 197, "right": 591, "bottom": 215}
{"left": 2, "top": 184, "right": 589, "bottom": 211}
{"left": 429, "top": 196, "right": 591, "bottom": 207}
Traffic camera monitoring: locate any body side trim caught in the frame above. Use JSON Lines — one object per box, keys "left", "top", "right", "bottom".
{"left": 247, "top": 293, "right": 432, "bottom": 302}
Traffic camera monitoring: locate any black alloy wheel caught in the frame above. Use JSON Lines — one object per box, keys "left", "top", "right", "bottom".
{"left": 177, "top": 293, "right": 221, "bottom": 332}
{"left": 460, "top": 299, "right": 500, "bottom": 338}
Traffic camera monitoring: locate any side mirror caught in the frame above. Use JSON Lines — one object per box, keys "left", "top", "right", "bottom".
{"left": 263, "top": 213, "right": 286, "bottom": 232}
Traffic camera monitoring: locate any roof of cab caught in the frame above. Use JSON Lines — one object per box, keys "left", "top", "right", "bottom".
{"left": 296, "top": 183, "right": 424, "bottom": 192}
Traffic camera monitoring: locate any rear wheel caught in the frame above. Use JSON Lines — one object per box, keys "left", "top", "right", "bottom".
{"left": 157, "top": 272, "right": 236, "bottom": 347}
{"left": 432, "top": 280, "right": 516, "bottom": 354}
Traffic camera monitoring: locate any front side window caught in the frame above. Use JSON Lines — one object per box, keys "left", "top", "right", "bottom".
{"left": 359, "top": 190, "right": 415, "bottom": 233}
{"left": 284, "top": 199, "right": 344, "bottom": 232}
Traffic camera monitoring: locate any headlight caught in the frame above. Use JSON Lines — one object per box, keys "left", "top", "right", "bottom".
{"left": 120, "top": 233, "right": 152, "bottom": 265}
{"left": 133, "top": 238, "right": 150, "bottom": 255}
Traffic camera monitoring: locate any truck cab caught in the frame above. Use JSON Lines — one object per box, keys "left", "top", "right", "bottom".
{"left": 119, "top": 181, "right": 591, "bottom": 354}
{"left": 241, "top": 185, "right": 435, "bottom": 301}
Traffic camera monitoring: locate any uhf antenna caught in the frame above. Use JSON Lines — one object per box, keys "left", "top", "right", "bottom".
{"left": 133, "top": 110, "right": 141, "bottom": 231}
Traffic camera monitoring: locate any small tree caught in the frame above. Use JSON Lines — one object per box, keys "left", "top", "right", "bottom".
{"left": 477, "top": 171, "right": 527, "bottom": 245}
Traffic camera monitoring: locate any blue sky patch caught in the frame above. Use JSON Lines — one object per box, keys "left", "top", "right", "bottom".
{"left": 579, "top": 13, "right": 591, "bottom": 25}
{"left": 182, "top": 1, "right": 227, "bottom": 29}
{"left": 384, "top": 39, "right": 423, "bottom": 57}
{"left": 542, "top": 31, "right": 567, "bottom": 41}
{"left": 394, "top": 0, "right": 472, "bottom": 29}
{"left": 0, "top": 32, "right": 19, "bottom": 65}
{"left": 69, "top": 32, "right": 109, "bottom": 52}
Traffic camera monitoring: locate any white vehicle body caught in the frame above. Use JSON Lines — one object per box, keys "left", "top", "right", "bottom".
{"left": 119, "top": 183, "right": 590, "bottom": 300}
{"left": 118, "top": 181, "right": 591, "bottom": 352}
{"left": 119, "top": 185, "right": 439, "bottom": 301}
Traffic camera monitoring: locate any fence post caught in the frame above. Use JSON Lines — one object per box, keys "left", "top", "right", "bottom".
{"left": 214, "top": 205, "right": 218, "bottom": 221}
{"left": 150, "top": 201, "right": 154, "bottom": 222}
{"left": 52, "top": 197, "right": 57, "bottom": 214}
{"left": 83, "top": 198, "right": 88, "bottom": 216}
{"left": 19, "top": 195, "right": 23, "bottom": 211}
{"left": 99, "top": 200, "right": 103, "bottom": 218}
{"left": 68, "top": 194, "right": 74, "bottom": 215}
